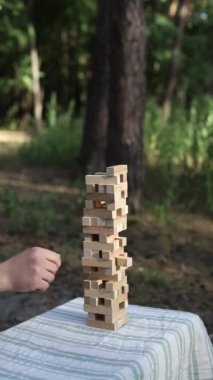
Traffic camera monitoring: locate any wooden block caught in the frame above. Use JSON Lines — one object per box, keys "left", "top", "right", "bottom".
{"left": 106, "top": 165, "right": 128, "bottom": 176}
{"left": 115, "top": 223, "right": 125, "bottom": 234}
{"left": 88, "top": 270, "right": 126, "bottom": 282}
{"left": 81, "top": 257, "right": 116, "bottom": 269}
{"left": 86, "top": 313, "right": 128, "bottom": 331}
{"left": 91, "top": 250, "right": 101, "bottom": 258}
{"left": 99, "top": 185, "right": 107, "bottom": 193}
{"left": 107, "top": 200, "right": 127, "bottom": 211}
{"left": 84, "top": 266, "right": 120, "bottom": 277}
{"left": 105, "top": 172, "right": 127, "bottom": 184}
{"left": 104, "top": 293, "right": 127, "bottom": 308}
{"left": 83, "top": 221, "right": 126, "bottom": 234}
{"left": 86, "top": 192, "right": 115, "bottom": 202}
{"left": 83, "top": 280, "right": 91, "bottom": 290}
{"left": 102, "top": 247, "right": 125, "bottom": 260}
{"left": 105, "top": 309, "right": 128, "bottom": 324}
{"left": 99, "top": 234, "right": 115, "bottom": 244}
{"left": 85, "top": 200, "right": 93, "bottom": 209}
{"left": 83, "top": 240, "right": 120, "bottom": 252}
{"left": 83, "top": 226, "right": 117, "bottom": 235}
{"left": 97, "top": 218, "right": 107, "bottom": 227}
{"left": 85, "top": 175, "right": 119, "bottom": 185}
{"left": 86, "top": 185, "right": 94, "bottom": 193}
{"left": 84, "top": 297, "right": 90, "bottom": 305}
{"left": 106, "top": 182, "right": 127, "bottom": 194}
{"left": 83, "top": 267, "right": 93, "bottom": 274}
{"left": 116, "top": 251, "right": 128, "bottom": 258}
{"left": 105, "top": 277, "right": 127, "bottom": 292}
{"left": 86, "top": 319, "right": 115, "bottom": 331}
{"left": 84, "top": 303, "right": 120, "bottom": 315}
{"left": 115, "top": 236, "right": 127, "bottom": 248}
{"left": 84, "top": 288, "right": 119, "bottom": 300}
{"left": 90, "top": 297, "right": 98, "bottom": 307}
{"left": 98, "top": 267, "right": 116, "bottom": 276}
{"left": 114, "top": 205, "right": 128, "bottom": 218}
{"left": 123, "top": 283, "right": 129, "bottom": 294}
{"left": 91, "top": 234, "right": 117, "bottom": 244}
{"left": 90, "top": 280, "right": 103, "bottom": 289}
{"left": 102, "top": 247, "right": 128, "bottom": 265}
{"left": 84, "top": 235, "right": 92, "bottom": 242}
{"left": 83, "top": 249, "right": 93, "bottom": 258}
{"left": 83, "top": 249, "right": 100, "bottom": 258}
{"left": 84, "top": 303, "right": 105, "bottom": 314}
{"left": 82, "top": 217, "right": 91, "bottom": 226}
{"left": 87, "top": 191, "right": 122, "bottom": 204}
{"left": 84, "top": 217, "right": 106, "bottom": 227}
{"left": 93, "top": 200, "right": 107, "bottom": 209}
{"left": 116, "top": 256, "right": 132, "bottom": 268}
{"left": 84, "top": 208, "right": 116, "bottom": 219}
{"left": 88, "top": 268, "right": 126, "bottom": 282}
{"left": 120, "top": 189, "right": 128, "bottom": 200}
{"left": 103, "top": 215, "right": 127, "bottom": 228}
{"left": 87, "top": 312, "right": 96, "bottom": 321}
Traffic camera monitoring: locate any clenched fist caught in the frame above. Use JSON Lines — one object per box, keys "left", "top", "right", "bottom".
{"left": 0, "top": 247, "right": 61, "bottom": 292}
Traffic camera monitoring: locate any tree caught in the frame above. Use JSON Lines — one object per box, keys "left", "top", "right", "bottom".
{"left": 27, "top": 0, "right": 43, "bottom": 133}
{"left": 162, "top": 0, "right": 189, "bottom": 122}
{"left": 81, "top": 0, "right": 146, "bottom": 212}
{"left": 106, "top": 0, "right": 146, "bottom": 212}
{"left": 81, "top": 0, "right": 110, "bottom": 172}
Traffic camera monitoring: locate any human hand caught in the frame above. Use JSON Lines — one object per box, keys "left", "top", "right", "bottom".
{"left": 0, "top": 247, "right": 61, "bottom": 292}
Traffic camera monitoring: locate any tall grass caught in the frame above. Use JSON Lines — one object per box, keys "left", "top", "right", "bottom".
{"left": 144, "top": 96, "right": 213, "bottom": 213}
{"left": 144, "top": 96, "right": 213, "bottom": 170}
{"left": 19, "top": 97, "right": 82, "bottom": 167}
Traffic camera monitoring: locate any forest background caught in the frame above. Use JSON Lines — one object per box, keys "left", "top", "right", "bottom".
{"left": 0, "top": 0, "right": 212, "bottom": 337}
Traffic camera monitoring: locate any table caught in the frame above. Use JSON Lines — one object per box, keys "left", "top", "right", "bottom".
{"left": 0, "top": 297, "right": 212, "bottom": 380}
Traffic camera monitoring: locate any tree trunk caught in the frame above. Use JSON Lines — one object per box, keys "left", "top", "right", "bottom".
{"left": 81, "top": 0, "right": 110, "bottom": 173}
{"left": 29, "top": 35, "right": 43, "bottom": 133}
{"left": 162, "top": 0, "right": 189, "bottom": 123}
{"left": 27, "top": 0, "right": 43, "bottom": 134}
{"left": 106, "top": 0, "right": 146, "bottom": 212}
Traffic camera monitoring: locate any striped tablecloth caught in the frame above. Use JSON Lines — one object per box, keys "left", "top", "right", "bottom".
{"left": 0, "top": 297, "right": 212, "bottom": 380}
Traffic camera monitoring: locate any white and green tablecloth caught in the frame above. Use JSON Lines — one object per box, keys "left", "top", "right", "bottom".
{"left": 0, "top": 297, "right": 212, "bottom": 380}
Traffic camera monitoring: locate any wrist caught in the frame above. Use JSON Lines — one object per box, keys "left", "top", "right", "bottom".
{"left": 0, "top": 260, "right": 13, "bottom": 292}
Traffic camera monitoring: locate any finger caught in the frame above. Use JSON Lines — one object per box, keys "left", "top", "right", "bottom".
{"left": 45, "top": 252, "right": 61, "bottom": 268}
{"left": 42, "top": 270, "right": 55, "bottom": 284}
{"left": 45, "top": 261, "right": 58, "bottom": 274}
{"left": 37, "top": 280, "right": 50, "bottom": 292}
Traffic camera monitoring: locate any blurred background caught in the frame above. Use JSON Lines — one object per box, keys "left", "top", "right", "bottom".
{"left": 0, "top": 0, "right": 212, "bottom": 336}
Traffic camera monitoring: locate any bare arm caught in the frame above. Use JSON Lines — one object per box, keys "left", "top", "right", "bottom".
{"left": 0, "top": 247, "right": 61, "bottom": 293}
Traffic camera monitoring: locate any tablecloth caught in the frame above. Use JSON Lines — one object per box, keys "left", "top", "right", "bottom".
{"left": 0, "top": 297, "right": 212, "bottom": 380}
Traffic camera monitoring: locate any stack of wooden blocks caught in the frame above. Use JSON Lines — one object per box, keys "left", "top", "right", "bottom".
{"left": 82, "top": 165, "right": 132, "bottom": 331}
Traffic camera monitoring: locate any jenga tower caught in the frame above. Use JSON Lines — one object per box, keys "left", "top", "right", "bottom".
{"left": 82, "top": 165, "right": 132, "bottom": 331}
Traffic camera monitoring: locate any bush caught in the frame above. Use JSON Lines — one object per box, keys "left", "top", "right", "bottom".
{"left": 144, "top": 96, "right": 213, "bottom": 170}
{"left": 144, "top": 96, "right": 213, "bottom": 213}
{"left": 19, "top": 99, "right": 82, "bottom": 167}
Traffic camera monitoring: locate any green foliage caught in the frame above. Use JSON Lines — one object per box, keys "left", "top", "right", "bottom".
{"left": 2, "top": 186, "right": 18, "bottom": 217}
{"left": 0, "top": 0, "right": 32, "bottom": 127}
{"left": 144, "top": 96, "right": 213, "bottom": 213}
{"left": 18, "top": 195, "right": 56, "bottom": 239}
{"left": 0, "top": 186, "right": 57, "bottom": 238}
{"left": 145, "top": 96, "right": 213, "bottom": 170}
{"left": 129, "top": 269, "right": 172, "bottom": 298}
{"left": 0, "top": 0, "right": 98, "bottom": 127}
{"left": 146, "top": 1, "right": 213, "bottom": 102}
{"left": 19, "top": 101, "right": 82, "bottom": 167}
